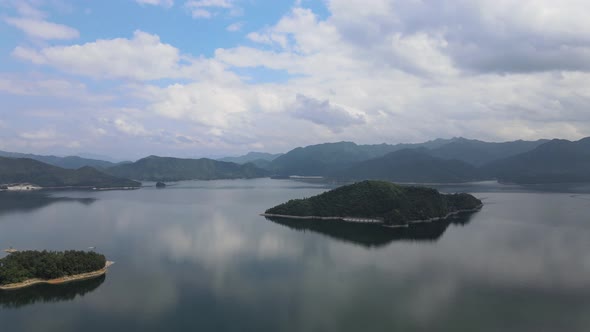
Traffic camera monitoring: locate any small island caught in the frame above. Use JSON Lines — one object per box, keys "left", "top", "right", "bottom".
{"left": 0, "top": 250, "right": 113, "bottom": 290}
{"left": 156, "top": 181, "right": 167, "bottom": 188}
{"left": 263, "top": 180, "right": 482, "bottom": 226}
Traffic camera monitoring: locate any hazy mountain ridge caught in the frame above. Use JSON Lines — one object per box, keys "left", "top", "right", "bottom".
{"left": 217, "top": 152, "right": 283, "bottom": 164}
{"left": 483, "top": 138, "right": 590, "bottom": 184}
{"left": 427, "top": 138, "right": 549, "bottom": 166}
{"left": 268, "top": 139, "right": 460, "bottom": 176}
{"left": 0, "top": 157, "right": 140, "bottom": 188}
{"left": 106, "top": 155, "right": 270, "bottom": 181}
{"left": 0, "top": 150, "right": 117, "bottom": 170}
{"left": 338, "top": 148, "right": 482, "bottom": 183}
{"left": 3, "top": 137, "right": 590, "bottom": 185}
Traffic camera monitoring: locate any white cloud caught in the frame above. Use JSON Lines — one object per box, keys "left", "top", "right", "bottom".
{"left": 141, "top": 82, "right": 252, "bottom": 128}
{"left": 290, "top": 94, "right": 366, "bottom": 131}
{"left": 226, "top": 22, "right": 243, "bottom": 32}
{"left": 184, "top": 0, "right": 236, "bottom": 19}
{"left": 20, "top": 128, "right": 58, "bottom": 140}
{"left": 12, "top": 30, "right": 244, "bottom": 83}
{"left": 12, "top": 1, "right": 46, "bottom": 19}
{"left": 4, "top": 17, "right": 79, "bottom": 40}
{"left": 113, "top": 118, "right": 149, "bottom": 136}
{"left": 135, "top": 0, "right": 174, "bottom": 7}
{"left": 5, "top": 0, "right": 590, "bottom": 156}
{"left": 390, "top": 32, "right": 457, "bottom": 76}
{"left": 0, "top": 74, "right": 113, "bottom": 102}
{"left": 12, "top": 30, "right": 197, "bottom": 81}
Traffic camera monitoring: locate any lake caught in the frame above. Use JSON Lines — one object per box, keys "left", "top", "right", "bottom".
{"left": 1, "top": 179, "right": 590, "bottom": 331}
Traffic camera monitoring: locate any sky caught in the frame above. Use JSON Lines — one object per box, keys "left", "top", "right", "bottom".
{"left": 1, "top": 0, "right": 589, "bottom": 159}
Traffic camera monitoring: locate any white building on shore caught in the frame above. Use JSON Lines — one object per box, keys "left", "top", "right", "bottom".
{"left": 0, "top": 183, "right": 42, "bottom": 191}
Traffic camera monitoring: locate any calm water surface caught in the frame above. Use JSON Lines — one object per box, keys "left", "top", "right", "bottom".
{"left": 1, "top": 179, "right": 590, "bottom": 331}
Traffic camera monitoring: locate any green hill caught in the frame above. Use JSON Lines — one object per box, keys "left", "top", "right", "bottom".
{"left": 267, "top": 138, "right": 472, "bottom": 177}
{"left": 482, "top": 138, "right": 590, "bottom": 183}
{"left": 339, "top": 148, "right": 482, "bottom": 183}
{"left": 218, "top": 152, "right": 283, "bottom": 164}
{"left": 0, "top": 157, "right": 140, "bottom": 188}
{"left": 265, "top": 180, "right": 482, "bottom": 226}
{"left": 428, "top": 138, "right": 548, "bottom": 166}
{"left": 106, "top": 155, "right": 269, "bottom": 181}
{"left": 0, "top": 150, "right": 116, "bottom": 169}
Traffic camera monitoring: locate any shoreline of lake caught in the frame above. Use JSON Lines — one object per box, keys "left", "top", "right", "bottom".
{"left": 0, "top": 261, "right": 114, "bottom": 291}
{"left": 261, "top": 205, "right": 483, "bottom": 227}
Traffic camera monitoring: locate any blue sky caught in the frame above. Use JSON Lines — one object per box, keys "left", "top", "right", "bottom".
{"left": 1, "top": 0, "right": 589, "bottom": 159}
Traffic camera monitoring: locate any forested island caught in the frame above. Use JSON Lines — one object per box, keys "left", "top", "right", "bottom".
{"left": 264, "top": 180, "right": 482, "bottom": 226}
{"left": 0, "top": 250, "right": 110, "bottom": 290}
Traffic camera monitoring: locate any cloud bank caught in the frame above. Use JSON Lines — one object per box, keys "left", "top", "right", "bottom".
{"left": 2, "top": 0, "right": 590, "bottom": 158}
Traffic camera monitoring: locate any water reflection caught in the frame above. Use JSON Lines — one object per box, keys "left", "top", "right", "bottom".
{"left": 0, "top": 192, "right": 95, "bottom": 216}
{"left": 265, "top": 212, "right": 477, "bottom": 248}
{"left": 1, "top": 179, "right": 590, "bottom": 331}
{"left": 0, "top": 275, "right": 105, "bottom": 309}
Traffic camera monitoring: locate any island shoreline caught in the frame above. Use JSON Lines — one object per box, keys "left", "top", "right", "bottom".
{"left": 0, "top": 261, "right": 114, "bottom": 291}
{"left": 261, "top": 204, "right": 483, "bottom": 227}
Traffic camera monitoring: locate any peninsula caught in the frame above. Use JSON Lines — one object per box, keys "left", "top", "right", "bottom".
{"left": 0, "top": 250, "right": 112, "bottom": 290}
{"left": 263, "top": 180, "right": 482, "bottom": 226}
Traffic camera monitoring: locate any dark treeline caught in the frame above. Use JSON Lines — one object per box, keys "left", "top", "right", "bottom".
{"left": 265, "top": 180, "right": 482, "bottom": 225}
{"left": 0, "top": 250, "right": 106, "bottom": 285}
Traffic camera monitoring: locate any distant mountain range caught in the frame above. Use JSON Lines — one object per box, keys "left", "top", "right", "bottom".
{"left": 482, "top": 138, "right": 590, "bottom": 184}
{"left": 217, "top": 152, "right": 283, "bottom": 164}
{"left": 338, "top": 148, "right": 482, "bottom": 183}
{"left": 0, "top": 157, "right": 139, "bottom": 189}
{"left": 106, "top": 156, "right": 270, "bottom": 181}
{"left": 0, "top": 150, "right": 120, "bottom": 169}
{"left": 2, "top": 136, "right": 590, "bottom": 187}
{"left": 427, "top": 138, "right": 548, "bottom": 166}
{"left": 267, "top": 137, "right": 590, "bottom": 184}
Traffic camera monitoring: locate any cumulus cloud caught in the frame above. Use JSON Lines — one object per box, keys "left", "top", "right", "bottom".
{"left": 328, "top": 0, "right": 590, "bottom": 73}
{"left": 5, "top": 0, "right": 590, "bottom": 156}
{"left": 113, "top": 118, "right": 149, "bottom": 136}
{"left": 13, "top": 30, "right": 193, "bottom": 81}
{"left": 141, "top": 82, "right": 252, "bottom": 128}
{"left": 290, "top": 94, "right": 366, "bottom": 130}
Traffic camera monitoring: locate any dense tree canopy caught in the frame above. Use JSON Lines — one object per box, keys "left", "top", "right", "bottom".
{"left": 0, "top": 250, "right": 106, "bottom": 285}
{"left": 265, "top": 180, "right": 482, "bottom": 225}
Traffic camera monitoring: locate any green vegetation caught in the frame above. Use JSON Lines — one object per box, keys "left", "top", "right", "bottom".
{"left": 218, "top": 152, "right": 283, "bottom": 164}
{"left": 0, "top": 250, "right": 106, "bottom": 285}
{"left": 427, "top": 138, "right": 548, "bottom": 166}
{"left": 268, "top": 142, "right": 405, "bottom": 176}
{"left": 338, "top": 148, "right": 481, "bottom": 183}
{"left": 483, "top": 138, "right": 590, "bottom": 184}
{"left": 0, "top": 157, "right": 140, "bottom": 188}
{"left": 267, "top": 139, "right": 475, "bottom": 177}
{"left": 106, "top": 155, "right": 269, "bottom": 181}
{"left": 265, "top": 180, "right": 482, "bottom": 225}
{"left": 0, "top": 150, "right": 117, "bottom": 169}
